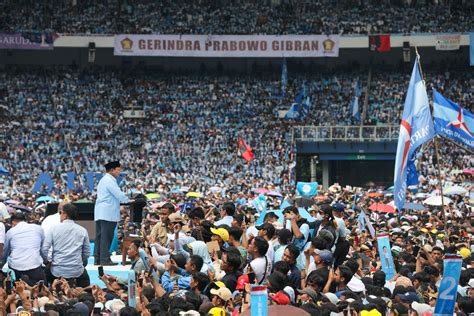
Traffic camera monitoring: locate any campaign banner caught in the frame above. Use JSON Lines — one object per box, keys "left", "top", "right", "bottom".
{"left": 376, "top": 233, "right": 396, "bottom": 280}
{"left": 434, "top": 255, "right": 462, "bottom": 316}
{"left": 435, "top": 34, "right": 461, "bottom": 51}
{"left": 0, "top": 32, "right": 58, "bottom": 50}
{"left": 114, "top": 34, "right": 339, "bottom": 57}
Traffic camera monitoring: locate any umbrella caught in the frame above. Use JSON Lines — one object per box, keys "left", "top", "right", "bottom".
{"left": 186, "top": 192, "right": 202, "bottom": 198}
{"left": 463, "top": 169, "right": 474, "bottom": 175}
{"left": 444, "top": 186, "right": 468, "bottom": 196}
{"left": 295, "top": 196, "right": 315, "bottom": 208}
{"left": 369, "top": 203, "right": 395, "bottom": 213}
{"left": 209, "top": 186, "right": 222, "bottom": 193}
{"left": 423, "top": 196, "right": 453, "bottom": 206}
{"left": 254, "top": 188, "right": 269, "bottom": 194}
{"left": 5, "top": 199, "right": 20, "bottom": 205}
{"left": 75, "top": 198, "right": 91, "bottom": 203}
{"left": 315, "top": 195, "right": 328, "bottom": 201}
{"left": 403, "top": 202, "right": 426, "bottom": 211}
{"left": 36, "top": 196, "right": 55, "bottom": 203}
{"left": 11, "top": 204, "right": 32, "bottom": 212}
{"left": 241, "top": 305, "right": 310, "bottom": 316}
{"left": 267, "top": 191, "right": 283, "bottom": 198}
{"left": 366, "top": 192, "right": 383, "bottom": 198}
{"left": 415, "top": 192, "right": 428, "bottom": 199}
{"left": 256, "top": 210, "right": 284, "bottom": 225}
{"left": 145, "top": 193, "right": 161, "bottom": 199}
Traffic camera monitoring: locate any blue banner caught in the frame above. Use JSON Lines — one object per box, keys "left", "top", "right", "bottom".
{"left": 470, "top": 32, "right": 474, "bottom": 66}
{"left": 433, "top": 89, "right": 474, "bottom": 149}
{"left": 376, "top": 234, "right": 395, "bottom": 280}
{"left": 256, "top": 210, "right": 284, "bottom": 225}
{"left": 296, "top": 181, "right": 318, "bottom": 197}
{"left": 434, "top": 255, "right": 462, "bottom": 316}
{"left": 252, "top": 195, "right": 267, "bottom": 213}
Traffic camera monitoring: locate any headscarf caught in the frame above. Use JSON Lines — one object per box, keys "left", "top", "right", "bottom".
{"left": 189, "top": 240, "right": 214, "bottom": 273}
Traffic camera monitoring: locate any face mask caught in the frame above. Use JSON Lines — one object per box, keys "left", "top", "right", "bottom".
{"left": 315, "top": 213, "right": 323, "bottom": 221}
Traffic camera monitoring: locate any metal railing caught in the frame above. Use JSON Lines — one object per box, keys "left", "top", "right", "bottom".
{"left": 293, "top": 125, "right": 399, "bottom": 142}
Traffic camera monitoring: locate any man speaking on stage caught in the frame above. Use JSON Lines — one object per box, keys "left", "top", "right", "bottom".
{"left": 94, "top": 161, "right": 130, "bottom": 266}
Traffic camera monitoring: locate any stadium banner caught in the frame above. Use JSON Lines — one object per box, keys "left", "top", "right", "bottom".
{"left": 0, "top": 32, "right": 58, "bottom": 50}
{"left": 435, "top": 34, "right": 461, "bottom": 51}
{"left": 114, "top": 34, "right": 339, "bottom": 57}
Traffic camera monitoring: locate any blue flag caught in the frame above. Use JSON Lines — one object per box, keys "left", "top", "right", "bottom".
{"left": 434, "top": 255, "right": 462, "bottom": 316}
{"left": 281, "top": 59, "right": 288, "bottom": 96}
{"left": 252, "top": 194, "right": 267, "bottom": 213}
{"left": 470, "top": 32, "right": 474, "bottom": 66}
{"left": 352, "top": 81, "right": 361, "bottom": 121}
{"left": 294, "top": 85, "right": 305, "bottom": 104}
{"left": 433, "top": 89, "right": 474, "bottom": 149}
{"left": 296, "top": 182, "right": 318, "bottom": 197}
{"left": 0, "top": 165, "right": 10, "bottom": 176}
{"left": 393, "top": 57, "right": 435, "bottom": 210}
{"left": 352, "top": 96, "right": 360, "bottom": 121}
{"left": 284, "top": 103, "right": 301, "bottom": 119}
{"left": 303, "top": 96, "right": 311, "bottom": 111}
{"left": 406, "top": 155, "right": 419, "bottom": 186}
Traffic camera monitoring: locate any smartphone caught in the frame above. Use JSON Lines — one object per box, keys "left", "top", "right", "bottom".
{"left": 138, "top": 278, "right": 143, "bottom": 287}
{"left": 93, "top": 307, "right": 101, "bottom": 316}
{"left": 5, "top": 280, "right": 12, "bottom": 295}
{"left": 98, "top": 266, "right": 104, "bottom": 277}
{"left": 148, "top": 264, "right": 155, "bottom": 274}
{"left": 38, "top": 280, "right": 44, "bottom": 292}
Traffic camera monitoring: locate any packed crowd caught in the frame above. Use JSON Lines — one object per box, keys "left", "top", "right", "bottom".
{"left": 0, "top": 0, "right": 472, "bottom": 35}
{"left": 1, "top": 65, "right": 473, "bottom": 197}
{"left": 1, "top": 179, "right": 473, "bottom": 315}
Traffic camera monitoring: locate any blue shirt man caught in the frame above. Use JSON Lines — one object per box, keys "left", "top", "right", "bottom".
{"left": 41, "top": 203, "right": 91, "bottom": 287}
{"left": 94, "top": 161, "right": 130, "bottom": 265}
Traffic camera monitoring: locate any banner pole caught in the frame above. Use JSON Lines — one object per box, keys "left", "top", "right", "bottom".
{"left": 415, "top": 47, "right": 446, "bottom": 221}
{"left": 433, "top": 136, "right": 446, "bottom": 221}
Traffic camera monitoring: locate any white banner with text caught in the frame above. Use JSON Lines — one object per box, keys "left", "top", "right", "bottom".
{"left": 114, "top": 34, "right": 339, "bottom": 57}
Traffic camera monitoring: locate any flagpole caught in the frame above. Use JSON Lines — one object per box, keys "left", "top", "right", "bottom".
{"left": 415, "top": 47, "right": 446, "bottom": 221}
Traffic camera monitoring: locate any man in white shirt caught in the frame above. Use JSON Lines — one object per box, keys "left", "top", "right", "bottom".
{"left": 214, "top": 202, "right": 235, "bottom": 228}
{"left": 41, "top": 201, "right": 66, "bottom": 239}
{"left": 0, "top": 202, "right": 9, "bottom": 262}
{"left": 246, "top": 236, "right": 272, "bottom": 285}
{"left": 3, "top": 212, "right": 45, "bottom": 285}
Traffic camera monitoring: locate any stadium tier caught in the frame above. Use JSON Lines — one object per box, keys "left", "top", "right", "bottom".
{"left": 0, "top": 0, "right": 472, "bottom": 34}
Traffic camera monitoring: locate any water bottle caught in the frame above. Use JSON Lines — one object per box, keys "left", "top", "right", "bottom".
{"left": 250, "top": 285, "right": 268, "bottom": 316}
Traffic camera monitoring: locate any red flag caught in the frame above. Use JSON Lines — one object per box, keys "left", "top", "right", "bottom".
{"left": 237, "top": 137, "right": 254, "bottom": 162}
{"left": 369, "top": 35, "right": 391, "bottom": 52}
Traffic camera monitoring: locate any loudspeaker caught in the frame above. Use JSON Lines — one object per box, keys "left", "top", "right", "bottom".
{"left": 130, "top": 194, "right": 147, "bottom": 223}
{"left": 403, "top": 41, "right": 410, "bottom": 63}
{"left": 88, "top": 42, "right": 96, "bottom": 63}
